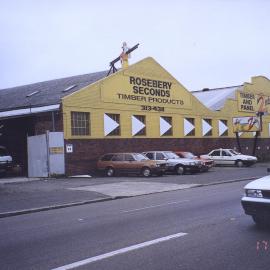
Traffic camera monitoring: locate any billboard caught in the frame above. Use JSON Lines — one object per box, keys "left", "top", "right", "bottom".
{"left": 233, "top": 116, "right": 261, "bottom": 133}
{"left": 238, "top": 91, "right": 270, "bottom": 113}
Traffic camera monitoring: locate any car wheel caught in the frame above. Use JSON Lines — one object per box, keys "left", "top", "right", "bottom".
{"left": 105, "top": 167, "right": 115, "bottom": 177}
{"left": 175, "top": 165, "right": 184, "bottom": 175}
{"left": 252, "top": 215, "right": 270, "bottom": 228}
{"left": 141, "top": 167, "right": 151, "bottom": 177}
{"left": 236, "top": 160, "right": 244, "bottom": 167}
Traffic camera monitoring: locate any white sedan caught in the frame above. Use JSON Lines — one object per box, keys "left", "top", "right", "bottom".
{"left": 202, "top": 148, "right": 257, "bottom": 167}
{"left": 241, "top": 172, "right": 270, "bottom": 227}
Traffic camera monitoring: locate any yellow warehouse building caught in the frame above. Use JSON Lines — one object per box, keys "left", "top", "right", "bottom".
{"left": 0, "top": 57, "right": 269, "bottom": 176}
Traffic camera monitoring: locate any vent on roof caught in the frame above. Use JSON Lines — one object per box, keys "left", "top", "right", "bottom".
{"left": 63, "top": 85, "right": 77, "bottom": 92}
{"left": 26, "top": 91, "right": 40, "bottom": 97}
{"left": 202, "top": 88, "right": 210, "bottom": 92}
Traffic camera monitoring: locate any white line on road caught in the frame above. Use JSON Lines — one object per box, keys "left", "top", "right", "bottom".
{"left": 51, "top": 232, "right": 188, "bottom": 270}
{"left": 120, "top": 200, "right": 190, "bottom": 213}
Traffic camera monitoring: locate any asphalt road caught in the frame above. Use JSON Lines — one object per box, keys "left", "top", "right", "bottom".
{"left": 1, "top": 180, "right": 269, "bottom": 270}
{"left": 1, "top": 163, "right": 269, "bottom": 214}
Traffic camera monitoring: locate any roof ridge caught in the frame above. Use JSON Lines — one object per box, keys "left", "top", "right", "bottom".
{"left": 192, "top": 84, "right": 243, "bottom": 93}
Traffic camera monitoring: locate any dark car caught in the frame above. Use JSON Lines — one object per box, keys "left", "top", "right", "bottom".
{"left": 97, "top": 153, "right": 166, "bottom": 177}
{"left": 0, "top": 146, "right": 13, "bottom": 177}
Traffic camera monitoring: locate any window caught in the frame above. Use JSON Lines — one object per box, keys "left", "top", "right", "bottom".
{"left": 203, "top": 119, "right": 212, "bottom": 136}
{"left": 26, "top": 90, "right": 40, "bottom": 97}
{"left": 63, "top": 85, "right": 77, "bottom": 93}
{"left": 112, "top": 154, "right": 124, "bottom": 161}
{"left": 145, "top": 153, "right": 154, "bottom": 160}
{"left": 105, "top": 113, "right": 120, "bottom": 136}
{"left": 156, "top": 152, "right": 166, "bottom": 160}
{"left": 101, "top": 154, "right": 114, "bottom": 161}
{"left": 210, "top": 150, "right": 220, "bottom": 156}
{"left": 221, "top": 151, "right": 229, "bottom": 156}
{"left": 132, "top": 115, "right": 146, "bottom": 136}
{"left": 125, "top": 154, "right": 135, "bottom": 161}
{"left": 219, "top": 120, "right": 228, "bottom": 136}
{"left": 71, "top": 112, "right": 90, "bottom": 136}
{"left": 185, "top": 118, "right": 195, "bottom": 136}
{"left": 160, "top": 116, "right": 172, "bottom": 136}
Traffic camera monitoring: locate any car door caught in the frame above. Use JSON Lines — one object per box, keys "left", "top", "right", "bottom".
{"left": 111, "top": 154, "right": 124, "bottom": 172}
{"left": 221, "top": 150, "right": 234, "bottom": 165}
{"left": 155, "top": 152, "right": 167, "bottom": 162}
{"left": 208, "top": 150, "right": 221, "bottom": 164}
{"left": 124, "top": 154, "right": 138, "bottom": 173}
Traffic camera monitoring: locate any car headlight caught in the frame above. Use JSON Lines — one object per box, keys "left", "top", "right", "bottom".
{"left": 246, "top": 189, "right": 263, "bottom": 198}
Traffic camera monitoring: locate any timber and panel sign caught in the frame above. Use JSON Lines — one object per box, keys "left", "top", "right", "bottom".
{"left": 101, "top": 75, "right": 192, "bottom": 111}
{"left": 238, "top": 91, "right": 270, "bottom": 113}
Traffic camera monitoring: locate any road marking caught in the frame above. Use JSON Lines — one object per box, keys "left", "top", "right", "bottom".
{"left": 51, "top": 232, "right": 187, "bottom": 270}
{"left": 120, "top": 200, "right": 190, "bottom": 213}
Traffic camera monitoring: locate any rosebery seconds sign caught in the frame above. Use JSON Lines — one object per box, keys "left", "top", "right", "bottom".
{"left": 101, "top": 75, "right": 192, "bottom": 111}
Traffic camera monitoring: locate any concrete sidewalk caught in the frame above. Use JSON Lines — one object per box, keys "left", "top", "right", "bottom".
{"left": 0, "top": 163, "right": 269, "bottom": 218}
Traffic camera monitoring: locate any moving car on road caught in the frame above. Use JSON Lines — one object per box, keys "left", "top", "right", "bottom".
{"left": 175, "top": 151, "right": 214, "bottom": 172}
{"left": 143, "top": 151, "right": 202, "bottom": 175}
{"left": 201, "top": 148, "right": 257, "bottom": 167}
{"left": 241, "top": 171, "right": 270, "bottom": 227}
{"left": 97, "top": 153, "right": 166, "bottom": 177}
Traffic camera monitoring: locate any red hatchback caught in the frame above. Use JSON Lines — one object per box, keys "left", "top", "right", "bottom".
{"left": 175, "top": 151, "right": 214, "bottom": 172}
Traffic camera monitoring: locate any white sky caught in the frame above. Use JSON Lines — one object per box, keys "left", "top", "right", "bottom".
{"left": 1, "top": 0, "right": 270, "bottom": 91}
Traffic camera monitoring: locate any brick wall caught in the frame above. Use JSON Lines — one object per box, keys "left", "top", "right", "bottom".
{"left": 34, "top": 111, "right": 63, "bottom": 134}
{"left": 64, "top": 137, "right": 270, "bottom": 175}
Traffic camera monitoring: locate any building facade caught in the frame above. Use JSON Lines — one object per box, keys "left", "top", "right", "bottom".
{"left": 0, "top": 57, "right": 269, "bottom": 176}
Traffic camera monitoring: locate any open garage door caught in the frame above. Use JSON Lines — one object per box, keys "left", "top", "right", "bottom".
{"left": 27, "top": 132, "right": 65, "bottom": 177}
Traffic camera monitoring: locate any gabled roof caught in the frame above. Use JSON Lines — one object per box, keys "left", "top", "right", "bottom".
{"left": 0, "top": 71, "right": 108, "bottom": 112}
{"left": 192, "top": 85, "right": 243, "bottom": 111}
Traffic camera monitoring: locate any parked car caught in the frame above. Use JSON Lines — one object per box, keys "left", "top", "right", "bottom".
{"left": 201, "top": 148, "right": 257, "bottom": 167}
{"left": 0, "top": 146, "right": 13, "bottom": 177}
{"left": 97, "top": 153, "right": 166, "bottom": 177}
{"left": 175, "top": 151, "right": 214, "bottom": 172}
{"left": 142, "top": 151, "right": 202, "bottom": 175}
{"left": 241, "top": 170, "right": 270, "bottom": 227}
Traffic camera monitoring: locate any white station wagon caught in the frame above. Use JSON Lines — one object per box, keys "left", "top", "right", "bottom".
{"left": 202, "top": 148, "right": 257, "bottom": 167}
{"left": 241, "top": 171, "right": 270, "bottom": 227}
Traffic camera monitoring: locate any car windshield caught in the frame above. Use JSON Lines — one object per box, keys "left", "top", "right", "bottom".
{"left": 229, "top": 149, "right": 240, "bottom": 155}
{"left": 164, "top": 152, "right": 179, "bottom": 159}
{"left": 133, "top": 153, "right": 149, "bottom": 161}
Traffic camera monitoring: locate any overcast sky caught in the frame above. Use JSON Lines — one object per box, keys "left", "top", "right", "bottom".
{"left": 1, "top": 0, "right": 270, "bottom": 91}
